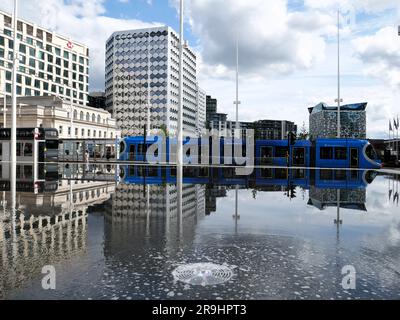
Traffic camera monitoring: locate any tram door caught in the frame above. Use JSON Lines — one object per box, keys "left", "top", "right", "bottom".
{"left": 350, "top": 148, "right": 358, "bottom": 167}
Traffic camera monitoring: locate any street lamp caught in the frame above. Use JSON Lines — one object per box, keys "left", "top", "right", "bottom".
{"left": 146, "top": 31, "right": 151, "bottom": 137}
{"left": 11, "top": 0, "right": 18, "bottom": 166}
{"left": 0, "top": 70, "right": 6, "bottom": 128}
{"left": 336, "top": 10, "right": 343, "bottom": 138}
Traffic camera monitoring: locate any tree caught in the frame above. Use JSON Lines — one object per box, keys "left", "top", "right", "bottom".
{"left": 298, "top": 122, "right": 309, "bottom": 140}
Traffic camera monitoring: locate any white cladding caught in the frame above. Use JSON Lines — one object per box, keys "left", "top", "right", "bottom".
{"left": 105, "top": 26, "right": 199, "bottom": 137}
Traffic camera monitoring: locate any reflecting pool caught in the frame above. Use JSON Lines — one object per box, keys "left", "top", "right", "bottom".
{"left": 0, "top": 163, "right": 399, "bottom": 299}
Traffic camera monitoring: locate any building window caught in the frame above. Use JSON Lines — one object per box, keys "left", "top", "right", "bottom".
{"left": 73, "top": 110, "right": 77, "bottom": 119}
{"left": 81, "top": 128, "right": 85, "bottom": 137}
{"left": 97, "top": 115, "right": 101, "bottom": 123}
{"left": 68, "top": 127, "right": 71, "bottom": 135}
{"left": 88, "top": 129, "right": 91, "bottom": 137}
{"left": 93, "top": 130, "right": 96, "bottom": 138}
{"left": 75, "top": 128, "right": 78, "bottom": 136}
{"left": 59, "top": 126, "right": 63, "bottom": 135}
{"left": 86, "top": 112, "right": 90, "bottom": 121}
{"left": 92, "top": 113, "right": 95, "bottom": 122}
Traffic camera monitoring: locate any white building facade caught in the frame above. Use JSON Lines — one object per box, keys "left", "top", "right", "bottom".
{"left": 105, "top": 26, "right": 199, "bottom": 136}
{"left": 196, "top": 85, "right": 206, "bottom": 134}
{"left": 0, "top": 9, "right": 89, "bottom": 106}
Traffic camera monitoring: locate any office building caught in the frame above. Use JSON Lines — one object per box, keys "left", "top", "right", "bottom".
{"left": 206, "top": 95, "right": 217, "bottom": 122}
{"left": 88, "top": 91, "right": 106, "bottom": 110}
{"left": 105, "top": 26, "right": 198, "bottom": 136}
{"left": 308, "top": 102, "right": 367, "bottom": 140}
{"left": 0, "top": 9, "right": 89, "bottom": 106}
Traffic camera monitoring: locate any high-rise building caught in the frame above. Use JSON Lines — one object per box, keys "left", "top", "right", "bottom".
{"left": 196, "top": 85, "right": 206, "bottom": 133}
{"left": 0, "top": 9, "right": 90, "bottom": 106}
{"left": 308, "top": 102, "right": 367, "bottom": 140}
{"left": 88, "top": 91, "right": 106, "bottom": 110}
{"left": 105, "top": 26, "right": 198, "bottom": 137}
{"left": 206, "top": 95, "right": 217, "bottom": 123}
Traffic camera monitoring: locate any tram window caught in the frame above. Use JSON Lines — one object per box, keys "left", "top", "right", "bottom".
{"left": 320, "top": 170, "right": 333, "bottom": 180}
{"left": 320, "top": 147, "right": 333, "bottom": 159}
{"left": 129, "top": 145, "right": 135, "bottom": 160}
{"left": 334, "top": 170, "right": 347, "bottom": 180}
{"left": 335, "top": 147, "right": 347, "bottom": 160}
{"left": 275, "top": 168, "right": 288, "bottom": 179}
{"left": 0, "top": 143, "right": 2, "bottom": 156}
{"left": 260, "top": 146, "right": 273, "bottom": 158}
{"left": 275, "top": 146, "right": 288, "bottom": 158}
{"left": 24, "top": 143, "right": 33, "bottom": 157}
{"left": 350, "top": 170, "right": 358, "bottom": 180}
{"left": 260, "top": 168, "right": 273, "bottom": 178}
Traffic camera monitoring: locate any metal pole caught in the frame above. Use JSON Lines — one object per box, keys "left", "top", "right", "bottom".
{"left": 2, "top": 94, "right": 5, "bottom": 128}
{"left": 177, "top": 0, "right": 184, "bottom": 216}
{"left": 70, "top": 85, "right": 73, "bottom": 138}
{"left": 236, "top": 38, "right": 239, "bottom": 132}
{"left": 147, "top": 32, "right": 151, "bottom": 137}
{"left": 337, "top": 10, "right": 341, "bottom": 138}
{"left": 11, "top": 0, "right": 18, "bottom": 165}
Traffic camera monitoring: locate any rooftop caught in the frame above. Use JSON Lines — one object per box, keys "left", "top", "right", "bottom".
{"left": 308, "top": 102, "right": 368, "bottom": 114}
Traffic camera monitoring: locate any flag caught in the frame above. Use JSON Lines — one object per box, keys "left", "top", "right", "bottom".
{"left": 389, "top": 120, "right": 393, "bottom": 131}
{"left": 397, "top": 116, "right": 400, "bottom": 129}
{"left": 389, "top": 189, "right": 392, "bottom": 201}
{"left": 394, "top": 118, "right": 399, "bottom": 130}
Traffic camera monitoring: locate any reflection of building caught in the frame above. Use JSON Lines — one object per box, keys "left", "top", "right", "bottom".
{"left": 111, "top": 183, "right": 205, "bottom": 220}
{"left": 0, "top": 163, "right": 115, "bottom": 298}
{"left": 308, "top": 102, "right": 367, "bottom": 140}
{"left": 308, "top": 187, "right": 367, "bottom": 211}
{"left": 205, "top": 185, "right": 227, "bottom": 215}
{"left": 105, "top": 26, "right": 198, "bottom": 136}
{"left": 0, "top": 9, "right": 89, "bottom": 105}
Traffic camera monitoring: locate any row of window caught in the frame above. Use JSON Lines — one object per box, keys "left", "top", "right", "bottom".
{"left": 0, "top": 34, "right": 88, "bottom": 65}
{"left": 59, "top": 126, "right": 113, "bottom": 139}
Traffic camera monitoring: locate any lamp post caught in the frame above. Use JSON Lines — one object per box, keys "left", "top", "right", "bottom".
{"left": 11, "top": 0, "right": 18, "bottom": 166}
{"left": 336, "top": 10, "right": 342, "bottom": 138}
{"left": 146, "top": 31, "right": 151, "bottom": 137}
{"left": 0, "top": 70, "right": 6, "bottom": 128}
{"left": 176, "top": 0, "right": 184, "bottom": 220}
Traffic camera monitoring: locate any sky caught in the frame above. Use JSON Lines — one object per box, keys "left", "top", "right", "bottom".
{"left": 1, "top": 0, "right": 400, "bottom": 138}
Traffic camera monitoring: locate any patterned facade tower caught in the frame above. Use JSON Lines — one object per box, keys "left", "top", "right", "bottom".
{"left": 308, "top": 102, "right": 367, "bottom": 140}
{"left": 105, "top": 26, "right": 198, "bottom": 137}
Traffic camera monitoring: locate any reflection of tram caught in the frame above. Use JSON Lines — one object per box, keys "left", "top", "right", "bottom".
{"left": 119, "top": 136, "right": 381, "bottom": 169}
{"left": 119, "top": 164, "right": 377, "bottom": 190}
{"left": 0, "top": 163, "right": 59, "bottom": 193}
{"left": 0, "top": 127, "right": 59, "bottom": 163}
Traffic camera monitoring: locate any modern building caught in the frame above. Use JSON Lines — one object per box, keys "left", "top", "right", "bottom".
{"left": 206, "top": 95, "right": 217, "bottom": 122}
{"left": 88, "top": 91, "right": 106, "bottom": 110}
{"left": 308, "top": 102, "right": 367, "bottom": 140}
{"left": 208, "top": 112, "right": 228, "bottom": 132}
{"left": 105, "top": 26, "right": 198, "bottom": 137}
{"left": 0, "top": 9, "right": 90, "bottom": 106}
{"left": 196, "top": 85, "right": 206, "bottom": 134}
{"left": 253, "top": 120, "right": 297, "bottom": 140}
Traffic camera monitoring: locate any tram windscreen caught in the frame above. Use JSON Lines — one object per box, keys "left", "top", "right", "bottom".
{"left": 365, "top": 144, "right": 377, "bottom": 160}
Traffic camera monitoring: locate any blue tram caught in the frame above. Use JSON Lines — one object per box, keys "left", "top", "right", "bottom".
{"left": 119, "top": 136, "right": 381, "bottom": 169}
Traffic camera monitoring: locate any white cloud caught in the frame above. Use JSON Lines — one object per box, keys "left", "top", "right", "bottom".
{"left": 185, "top": 0, "right": 327, "bottom": 79}
{"left": 353, "top": 27, "right": 400, "bottom": 88}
